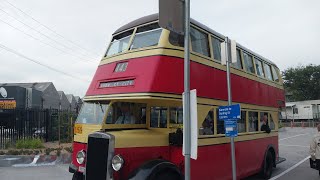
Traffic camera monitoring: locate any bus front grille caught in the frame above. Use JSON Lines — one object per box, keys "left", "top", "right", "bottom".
{"left": 85, "top": 132, "right": 115, "bottom": 180}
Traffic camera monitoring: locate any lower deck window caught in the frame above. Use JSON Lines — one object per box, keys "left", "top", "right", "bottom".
{"left": 238, "top": 111, "right": 246, "bottom": 133}
{"left": 249, "top": 111, "right": 258, "bottom": 132}
{"left": 150, "top": 107, "right": 167, "bottom": 128}
{"left": 200, "top": 110, "right": 214, "bottom": 135}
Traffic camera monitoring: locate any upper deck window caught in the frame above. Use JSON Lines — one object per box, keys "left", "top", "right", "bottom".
{"left": 130, "top": 24, "right": 162, "bottom": 50}
{"left": 271, "top": 66, "right": 280, "bottom": 82}
{"left": 231, "top": 49, "right": 243, "bottom": 69}
{"left": 243, "top": 52, "right": 255, "bottom": 74}
{"left": 106, "top": 30, "right": 133, "bottom": 57}
{"left": 211, "top": 36, "right": 222, "bottom": 61}
{"left": 255, "top": 59, "right": 265, "bottom": 77}
{"left": 169, "top": 31, "right": 184, "bottom": 47}
{"left": 190, "top": 27, "right": 210, "bottom": 57}
{"left": 264, "top": 63, "right": 273, "bottom": 81}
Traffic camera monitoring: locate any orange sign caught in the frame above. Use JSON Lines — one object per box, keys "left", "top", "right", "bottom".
{"left": 0, "top": 100, "right": 16, "bottom": 109}
{"left": 74, "top": 124, "right": 82, "bottom": 134}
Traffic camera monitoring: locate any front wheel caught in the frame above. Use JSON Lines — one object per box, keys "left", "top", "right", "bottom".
{"left": 153, "top": 170, "right": 182, "bottom": 180}
{"left": 261, "top": 151, "right": 274, "bottom": 179}
{"left": 72, "top": 172, "right": 84, "bottom": 180}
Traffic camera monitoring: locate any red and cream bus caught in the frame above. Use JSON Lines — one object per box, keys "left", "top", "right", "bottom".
{"left": 69, "top": 14, "right": 285, "bottom": 180}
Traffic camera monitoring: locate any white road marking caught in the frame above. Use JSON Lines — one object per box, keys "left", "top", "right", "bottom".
{"left": 279, "top": 133, "right": 308, "bottom": 141}
{"left": 279, "top": 144, "right": 309, "bottom": 148}
{"left": 270, "top": 156, "right": 310, "bottom": 180}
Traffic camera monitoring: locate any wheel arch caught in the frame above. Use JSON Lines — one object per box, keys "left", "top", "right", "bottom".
{"left": 127, "top": 159, "right": 183, "bottom": 180}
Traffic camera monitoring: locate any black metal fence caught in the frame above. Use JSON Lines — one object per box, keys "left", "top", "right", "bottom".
{"left": 0, "top": 109, "right": 77, "bottom": 149}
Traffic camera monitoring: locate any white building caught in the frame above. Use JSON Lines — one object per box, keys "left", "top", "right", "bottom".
{"left": 281, "top": 100, "right": 320, "bottom": 121}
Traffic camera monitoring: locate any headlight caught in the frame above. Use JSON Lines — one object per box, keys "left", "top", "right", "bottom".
{"left": 76, "top": 150, "right": 86, "bottom": 164}
{"left": 112, "top": 155, "right": 124, "bottom": 171}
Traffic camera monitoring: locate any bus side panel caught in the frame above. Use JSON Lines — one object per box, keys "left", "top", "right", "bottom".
{"left": 182, "top": 136, "right": 278, "bottom": 180}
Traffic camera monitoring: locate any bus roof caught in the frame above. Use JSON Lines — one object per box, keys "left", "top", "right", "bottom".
{"left": 113, "top": 14, "right": 277, "bottom": 67}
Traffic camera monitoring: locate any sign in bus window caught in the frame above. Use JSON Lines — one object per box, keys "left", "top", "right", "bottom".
{"left": 150, "top": 107, "right": 167, "bottom": 128}
{"left": 248, "top": 111, "right": 258, "bottom": 132}
{"left": 169, "top": 107, "right": 183, "bottom": 124}
{"left": 200, "top": 110, "right": 214, "bottom": 135}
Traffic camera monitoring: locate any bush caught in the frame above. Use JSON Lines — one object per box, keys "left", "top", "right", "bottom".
{"left": 16, "top": 138, "right": 44, "bottom": 149}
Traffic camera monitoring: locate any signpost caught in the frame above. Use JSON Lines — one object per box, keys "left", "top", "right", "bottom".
{"left": 220, "top": 36, "right": 238, "bottom": 180}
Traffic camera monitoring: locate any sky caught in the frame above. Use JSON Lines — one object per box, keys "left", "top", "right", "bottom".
{"left": 0, "top": 0, "right": 319, "bottom": 97}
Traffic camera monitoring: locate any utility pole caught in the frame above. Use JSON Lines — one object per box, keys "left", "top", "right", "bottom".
{"left": 183, "top": 0, "right": 191, "bottom": 179}
{"left": 225, "top": 37, "right": 237, "bottom": 180}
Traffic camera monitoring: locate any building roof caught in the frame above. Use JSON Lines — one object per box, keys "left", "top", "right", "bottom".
{"left": 0, "top": 82, "right": 52, "bottom": 92}
{"left": 65, "top": 94, "right": 75, "bottom": 103}
{"left": 113, "top": 13, "right": 277, "bottom": 67}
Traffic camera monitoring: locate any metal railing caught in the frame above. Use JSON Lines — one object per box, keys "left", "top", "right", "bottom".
{"left": 0, "top": 108, "right": 77, "bottom": 149}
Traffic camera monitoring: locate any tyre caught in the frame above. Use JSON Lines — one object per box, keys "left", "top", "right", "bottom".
{"left": 261, "top": 151, "right": 274, "bottom": 179}
{"left": 153, "top": 170, "right": 181, "bottom": 180}
{"left": 72, "top": 172, "right": 84, "bottom": 180}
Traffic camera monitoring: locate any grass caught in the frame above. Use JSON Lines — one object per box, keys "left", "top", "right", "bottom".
{"left": 16, "top": 138, "right": 44, "bottom": 149}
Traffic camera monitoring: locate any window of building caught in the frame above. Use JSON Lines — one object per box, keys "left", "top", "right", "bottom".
{"left": 105, "top": 30, "right": 134, "bottom": 57}
{"left": 190, "top": 27, "right": 210, "bottom": 57}
{"left": 255, "top": 59, "right": 265, "bottom": 77}
{"left": 243, "top": 52, "right": 255, "bottom": 74}
{"left": 169, "top": 107, "right": 183, "bottom": 124}
{"left": 211, "top": 36, "right": 222, "bottom": 61}
{"left": 150, "top": 107, "right": 167, "bottom": 128}
{"left": 231, "top": 49, "right": 243, "bottom": 70}
{"left": 248, "top": 111, "right": 258, "bottom": 132}
{"left": 169, "top": 31, "right": 184, "bottom": 47}
{"left": 216, "top": 109, "right": 225, "bottom": 134}
{"left": 271, "top": 66, "right": 280, "bottom": 82}
{"left": 238, "top": 111, "right": 246, "bottom": 133}
{"left": 199, "top": 110, "right": 214, "bottom": 135}
{"left": 264, "top": 63, "right": 273, "bottom": 81}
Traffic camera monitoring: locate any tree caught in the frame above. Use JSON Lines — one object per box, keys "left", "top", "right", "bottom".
{"left": 282, "top": 64, "right": 320, "bottom": 101}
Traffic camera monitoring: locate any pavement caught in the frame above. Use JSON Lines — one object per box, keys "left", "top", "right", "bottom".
{"left": 0, "top": 164, "right": 72, "bottom": 180}
{"left": 0, "top": 127, "right": 318, "bottom": 180}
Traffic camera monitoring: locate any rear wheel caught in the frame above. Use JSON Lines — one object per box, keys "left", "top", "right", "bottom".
{"left": 262, "top": 151, "right": 274, "bottom": 179}
{"left": 72, "top": 172, "right": 84, "bottom": 180}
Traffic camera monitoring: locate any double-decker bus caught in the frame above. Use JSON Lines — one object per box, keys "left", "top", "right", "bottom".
{"left": 69, "top": 14, "right": 285, "bottom": 180}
